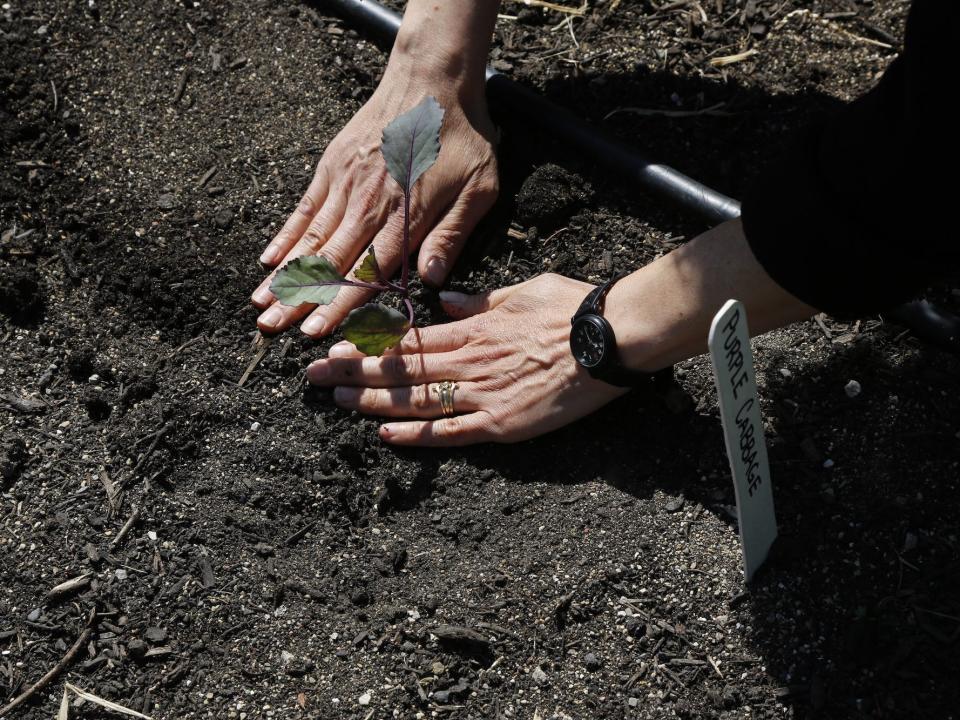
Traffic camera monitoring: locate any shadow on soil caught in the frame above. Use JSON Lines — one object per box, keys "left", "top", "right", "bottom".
{"left": 286, "top": 35, "right": 959, "bottom": 714}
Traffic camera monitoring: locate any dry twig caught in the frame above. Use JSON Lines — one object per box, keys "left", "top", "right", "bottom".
{"left": 508, "top": 0, "right": 586, "bottom": 15}
{"left": 0, "top": 609, "right": 96, "bottom": 717}
{"left": 238, "top": 333, "right": 273, "bottom": 387}
{"left": 709, "top": 48, "right": 758, "bottom": 67}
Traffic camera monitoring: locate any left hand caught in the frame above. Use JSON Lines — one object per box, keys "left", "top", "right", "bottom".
{"left": 305, "top": 274, "right": 629, "bottom": 446}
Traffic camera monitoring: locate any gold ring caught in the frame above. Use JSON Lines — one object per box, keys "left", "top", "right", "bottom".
{"left": 434, "top": 380, "right": 458, "bottom": 417}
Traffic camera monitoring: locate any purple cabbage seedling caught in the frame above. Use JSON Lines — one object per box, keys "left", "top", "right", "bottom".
{"left": 269, "top": 96, "right": 444, "bottom": 356}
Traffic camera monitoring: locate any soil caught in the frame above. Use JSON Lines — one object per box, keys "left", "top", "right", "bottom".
{"left": 2, "top": 1, "right": 959, "bottom": 719}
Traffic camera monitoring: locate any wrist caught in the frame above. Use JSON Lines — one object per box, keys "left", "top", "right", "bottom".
{"left": 386, "top": 38, "right": 487, "bottom": 109}
{"left": 604, "top": 271, "right": 682, "bottom": 374}
{"left": 386, "top": 1, "right": 495, "bottom": 112}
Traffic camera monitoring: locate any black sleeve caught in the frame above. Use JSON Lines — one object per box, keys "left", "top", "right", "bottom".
{"left": 741, "top": 0, "right": 957, "bottom": 318}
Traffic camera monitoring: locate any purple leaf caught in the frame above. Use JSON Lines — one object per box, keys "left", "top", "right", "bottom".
{"left": 341, "top": 303, "right": 411, "bottom": 356}
{"left": 381, "top": 96, "right": 444, "bottom": 194}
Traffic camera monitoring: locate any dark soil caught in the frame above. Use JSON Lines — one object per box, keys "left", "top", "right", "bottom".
{"left": 2, "top": 1, "right": 959, "bottom": 718}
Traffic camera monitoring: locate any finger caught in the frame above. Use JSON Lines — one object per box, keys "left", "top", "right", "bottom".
{"left": 418, "top": 181, "right": 498, "bottom": 287}
{"left": 259, "top": 166, "right": 329, "bottom": 266}
{"left": 326, "top": 323, "right": 466, "bottom": 359}
{"left": 297, "top": 222, "right": 390, "bottom": 337}
{"left": 378, "top": 413, "right": 492, "bottom": 447}
{"left": 332, "top": 381, "right": 480, "bottom": 418}
{"left": 252, "top": 188, "right": 347, "bottom": 308}
{"left": 306, "top": 350, "right": 460, "bottom": 387}
{"left": 297, "top": 205, "right": 412, "bottom": 337}
{"left": 299, "top": 178, "right": 459, "bottom": 336}
{"left": 253, "top": 192, "right": 349, "bottom": 331}
{"left": 438, "top": 286, "right": 513, "bottom": 319}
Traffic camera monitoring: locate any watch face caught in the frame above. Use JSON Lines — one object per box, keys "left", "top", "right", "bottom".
{"left": 571, "top": 316, "right": 607, "bottom": 368}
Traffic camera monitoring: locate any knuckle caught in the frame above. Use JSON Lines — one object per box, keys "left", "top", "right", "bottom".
{"left": 365, "top": 390, "right": 386, "bottom": 413}
{"left": 300, "top": 226, "right": 327, "bottom": 253}
{"left": 320, "top": 245, "right": 349, "bottom": 273}
{"left": 472, "top": 172, "right": 500, "bottom": 204}
{"left": 380, "top": 354, "right": 410, "bottom": 379}
{"left": 296, "top": 192, "right": 317, "bottom": 218}
{"left": 427, "top": 228, "right": 461, "bottom": 254}
{"left": 412, "top": 384, "right": 433, "bottom": 412}
{"left": 439, "top": 416, "right": 464, "bottom": 437}
{"left": 352, "top": 180, "right": 385, "bottom": 222}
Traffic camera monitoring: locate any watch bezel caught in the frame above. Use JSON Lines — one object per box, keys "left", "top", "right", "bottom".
{"left": 570, "top": 314, "right": 615, "bottom": 371}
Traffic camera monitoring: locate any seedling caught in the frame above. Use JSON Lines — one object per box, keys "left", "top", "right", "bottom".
{"left": 269, "top": 96, "right": 444, "bottom": 356}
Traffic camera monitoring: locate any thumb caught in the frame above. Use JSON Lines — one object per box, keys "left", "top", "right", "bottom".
{"left": 439, "top": 287, "right": 509, "bottom": 319}
{"left": 418, "top": 181, "right": 497, "bottom": 287}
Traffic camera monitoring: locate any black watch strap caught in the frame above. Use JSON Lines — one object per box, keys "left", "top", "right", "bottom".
{"left": 571, "top": 274, "right": 672, "bottom": 389}
{"left": 573, "top": 275, "right": 623, "bottom": 319}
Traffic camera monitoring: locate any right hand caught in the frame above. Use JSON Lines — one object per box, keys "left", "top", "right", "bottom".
{"left": 251, "top": 59, "right": 499, "bottom": 338}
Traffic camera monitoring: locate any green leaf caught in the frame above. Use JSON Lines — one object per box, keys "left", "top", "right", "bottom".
{"left": 341, "top": 303, "right": 411, "bottom": 356}
{"left": 270, "top": 256, "right": 345, "bottom": 307}
{"left": 354, "top": 248, "right": 381, "bottom": 283}
{"left": 381, "top": 95, "right": 444, "bottom": 194}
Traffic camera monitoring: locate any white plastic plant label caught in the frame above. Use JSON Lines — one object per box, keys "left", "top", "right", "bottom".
{"left": 708, "top": 299, "right": 777, "bottom": 583}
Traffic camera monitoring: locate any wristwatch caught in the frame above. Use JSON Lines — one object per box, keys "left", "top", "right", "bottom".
{"left": 569, "top": 276, "right": 672, "bottom": 388}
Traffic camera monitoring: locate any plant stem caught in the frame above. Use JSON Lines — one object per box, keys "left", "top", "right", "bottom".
{"left": 319, "top": 280, "right": 389, "bottom": 292}
{"left": 401, "top": 190, "right": 411, "bottom": 289}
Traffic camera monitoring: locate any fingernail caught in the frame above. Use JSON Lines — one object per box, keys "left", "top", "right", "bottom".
{"left": 423, "top": 257, "right": 446, "bottom": 286}
{"left": 328, "top": 341, "right": 354, "bottom": 358}
{"left": 258, "top": 305, "right": 283, "bottom": 330}
{"left": 333, "top": 386, "right": 359, "bottom": 405}
{"left": 251, "top": 287, "right": 273, "bottom": 306}
{"left": 439, "top": 290, "right": 468, "bottom": 306}
{"left": 307, "top": 361, "right": 330, "bottom": 383}
{"left": 260, "top": 245, "right": 280, "bottom": 265}
{"left": 301, "top": 315, "right": 327, "bottom": 337}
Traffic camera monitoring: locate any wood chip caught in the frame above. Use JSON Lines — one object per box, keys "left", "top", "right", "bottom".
{"left": 46, "top": 573, "right": 92, "bottom": 603}
{"left": 64, "top": 683, "right": 153, "bottom": 719}
{"left": 709, "top": 48, "right": 758, "bottom": 67}
{"left": 1, "top": 393, "right": 48, "bottom": 414}
{"left": 430, "top": 625, "right": 491, "bottom": 651}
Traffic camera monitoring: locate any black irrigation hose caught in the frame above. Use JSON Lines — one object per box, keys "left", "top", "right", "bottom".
{"left": 318, "top": 0, "right": 960, "bottom": 355}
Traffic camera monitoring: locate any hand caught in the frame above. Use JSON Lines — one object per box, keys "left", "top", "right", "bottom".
{"left": 305, "top": 274, "right": 629, "bottom": 446}
{"left": 251, "top": 64, "right": 498, "bottom": 337}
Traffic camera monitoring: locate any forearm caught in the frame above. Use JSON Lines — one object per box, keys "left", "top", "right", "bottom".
{"left": 386, "top": 0, "right": 501, "bottom": 107}
{"left": 606, "top": 218, "right": 819, "bottom": 372}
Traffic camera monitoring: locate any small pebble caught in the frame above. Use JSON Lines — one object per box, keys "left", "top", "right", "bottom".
{"left": 358, "top": 692, "right": 371, "bottom": 706}
{"left": 115, "top": 568, "right": 128, "bottom": 580}
{"left": 144, "top": 626, "right": 167, "bottom": 643}
{"left": 844, "top": 380, "right": 862, "bottom": 398}
{"left": 214, "top": 207, "right": 235, "bottom": 229}
{"left": 127, "top": 639, "right": 148, "bottom": 659}
{"left": 779, "top": 368, "right": 792, "bottom": 378}
{"left": 664, "top": 496, "right": 685, "bottom": 513}
{"left": 823, "top": 459, "right": 835, "bottom": 469}
{"left": 584, "top": 652, "right": 601, "bottom": 671}
{"left": 250, "top": 421, "right": 261, "bottom": 432}
{"left": 27, "top": 608, "right": 41, "bottom": 622}
{"left": 531, "top": 666, "right": 549, "bottom": 685}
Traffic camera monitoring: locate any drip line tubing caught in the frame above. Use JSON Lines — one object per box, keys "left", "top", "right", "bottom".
{"left": 318, "top": 0, "right": 960, "bottom": 354}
